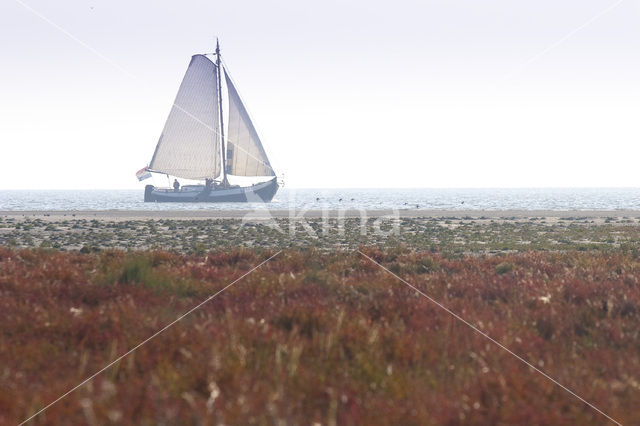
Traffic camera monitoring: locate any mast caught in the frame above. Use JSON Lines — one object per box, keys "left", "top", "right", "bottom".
{"left": 216, "top": 39, "right": 228, "bottom": 186}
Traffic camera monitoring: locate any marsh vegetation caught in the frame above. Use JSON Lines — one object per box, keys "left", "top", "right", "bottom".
{"left": 1, "top": 247, "right": 638, "bottom": 424}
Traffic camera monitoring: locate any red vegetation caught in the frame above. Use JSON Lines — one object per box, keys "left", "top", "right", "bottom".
{"left": 0, "top": 247, "right": 638, "bottom": 424}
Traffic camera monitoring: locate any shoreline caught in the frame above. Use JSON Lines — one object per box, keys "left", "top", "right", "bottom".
{"left": 2, "top": 209, "right": 640, "bottom": 221}
{"left": 2, "top": 209, "right": 640, "bottom": 254}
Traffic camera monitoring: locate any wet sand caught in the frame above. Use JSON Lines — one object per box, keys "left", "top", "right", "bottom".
{"left": 2, "top": 209, "right": 640, "bottom": 221}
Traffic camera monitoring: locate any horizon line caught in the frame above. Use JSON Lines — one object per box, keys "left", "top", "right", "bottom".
{"left": 1, "top": 186, "right": 639, "bottom": 191}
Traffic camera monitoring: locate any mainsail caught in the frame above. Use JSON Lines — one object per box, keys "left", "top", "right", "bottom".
{"left": 224, "top": 69, "right": 275, "bottom": 177}
{"left": 149, "top": 55, "right": 221, "bottom": 180}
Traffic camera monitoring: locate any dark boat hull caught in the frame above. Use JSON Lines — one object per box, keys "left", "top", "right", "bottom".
{"left": 144, "top": 178, "right": 279, "bottom": 203}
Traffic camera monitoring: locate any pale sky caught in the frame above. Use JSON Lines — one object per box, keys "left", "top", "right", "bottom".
{"left": 1, "top": 0, "right": 639, "bottom": 189}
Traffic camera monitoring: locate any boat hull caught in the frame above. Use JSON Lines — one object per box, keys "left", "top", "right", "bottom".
{"left": 144, "top": 178, "right": 279, "bottom": 203}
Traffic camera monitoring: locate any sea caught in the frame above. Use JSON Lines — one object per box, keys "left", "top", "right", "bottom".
{"left": 1, "top": 188, "right": 640, "bottom": 211}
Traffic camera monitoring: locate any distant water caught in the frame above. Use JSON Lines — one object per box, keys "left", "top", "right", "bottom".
{"left": 1, "top": 188, "right": 640, "bottom": 211}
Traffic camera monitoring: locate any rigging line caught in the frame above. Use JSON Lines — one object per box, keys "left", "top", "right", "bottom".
{"left": 170, "top": 102, "right": 275, "bottom": 173}
{"left": 214, "top": 54, "right": 274, "bottom": 174}
{"left": 357, "top": 250, "right": 622, "bottom": 426}
{"left": 221, "top": 59, "right": 274, "bottom": 164}
{"left": 19, "top": 251, "right": 282, "bottom": 426}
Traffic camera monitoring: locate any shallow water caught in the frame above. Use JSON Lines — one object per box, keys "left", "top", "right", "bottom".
{"left": 1, "top": 188, "right": 639, "bottom": 211}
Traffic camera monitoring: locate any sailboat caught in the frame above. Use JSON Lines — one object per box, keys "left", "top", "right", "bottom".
{"left": 138, "top": 40, "right": 279, "bottom": 202}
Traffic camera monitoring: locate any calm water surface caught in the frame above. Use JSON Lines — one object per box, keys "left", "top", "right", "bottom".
{"left": 1, "top": 188, "right": 640, "bottom": 211}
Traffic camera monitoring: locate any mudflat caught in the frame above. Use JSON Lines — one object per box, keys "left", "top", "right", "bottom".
{"left": 2, "top": 211, "right": 640, "bottom": 253}
{"left": 2, "top": 209, "right": 640, "bottom": 221}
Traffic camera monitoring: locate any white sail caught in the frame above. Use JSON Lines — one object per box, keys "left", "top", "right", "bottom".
{"left": 149, "top": 55, "right": 221, "bottom": 180}
{"left": 224, "top": 69, "right": 275, "bottom": 177}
